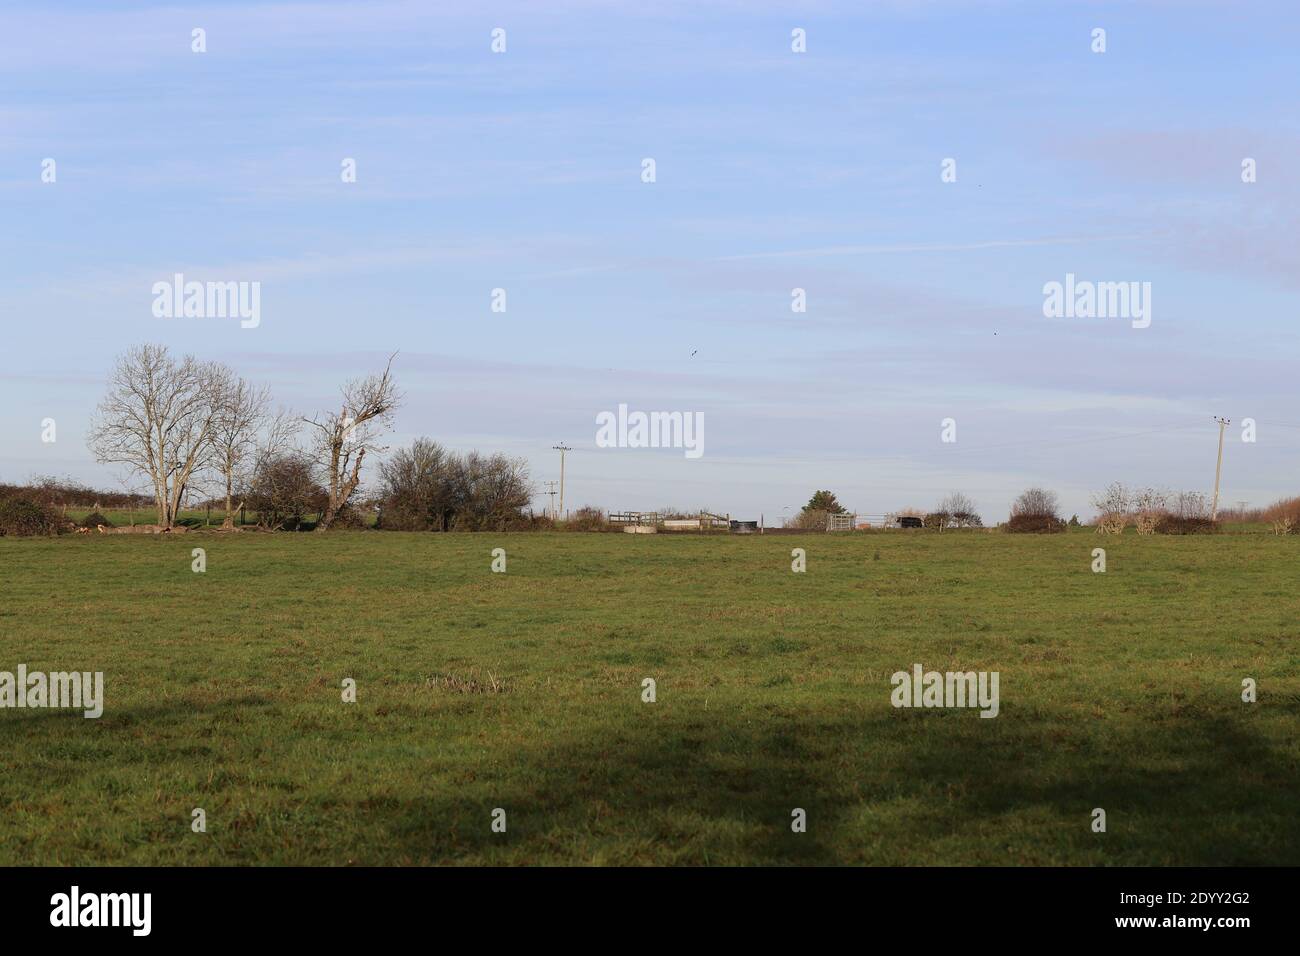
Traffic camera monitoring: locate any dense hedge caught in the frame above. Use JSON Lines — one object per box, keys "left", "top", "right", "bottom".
{"left": 1154, "top": 515, "right": 1219, "bottom": 535}
{"left": 0, "top": 497, "right": 68, "bottom": 536}
{"left": 1005, "top": 513, "right": 1067, "bottom": 534}
{"left": 0, "top": 478, "right": 150, "bottom": 510}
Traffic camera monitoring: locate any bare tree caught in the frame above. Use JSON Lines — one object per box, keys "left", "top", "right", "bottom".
{"left": 378, "top": 438, "right": 453, "bottom": 530}
{"left": 1090, "top": 482, "right": 1130, "bottom": 534}
{"left": 87, "top": 345, "right": 226, "bottom": 528}
{"left": 210, "top": 373, "right": 271, "bottom": 528}
{"left": 1011, "top": 487, "right": 1060, "bottom": 518}
{"left": 1172, "top": 490, "right": 1211, "bottom": 520}
{"left": 245, "top": 452, "right": 326, "bottom": 530}
{"left": 304, "top": 354, "right": 401, "bottom": 531}
{"left": 378, "top": 441, "right": 532, "bottom": 531}
{"left": 938, "top": 491, "right": 981, "bottom": 528}
{"left": 1132, "top": 486, "right": 1168, "bottom": 535}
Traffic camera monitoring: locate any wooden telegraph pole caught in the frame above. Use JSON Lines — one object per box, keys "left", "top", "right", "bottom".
{"left": 1211, "top": 416, "right": 1231, "bottom": 521}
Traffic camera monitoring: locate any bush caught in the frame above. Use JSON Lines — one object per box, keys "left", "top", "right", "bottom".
{"left": 1011, "top": 487, "right": 1060, "bottom": 518}
{"left": 1095, "top": 512, "right": 1128, "bottom": 534}
{"left": 560, "top": 506, "right": 608, "bottom": 532}
{"left": 378, "top": 439, "right": 531, "bottom": 532}
{"left": 79, "top": 511, "right": 113, "bottom": 529}
{"left": 244, "top": 453, "right": 328, "bottom": 530}
{"left": 1005, "top": 513, "right": 1066, "bottom": 534}
{"left": 329, "top": 506, "right": 369, "bottom": 530}
{"left": 0, "top": 476, "right": 151, "bottom": 510}
{"left": 923, "top": 511, "right": 950, "bottom": 530}
{"left": 1154, "top": 515, "right": 1219, "bottom": 535}
{"left": 786, "top": 508, "right": 829, "bottom": 530}
{"left": 0, "top": 497, "right": 67, "bottom": 536}
{"left": 1262, "top": 496, "right": 1300, "bottom": 534}
{"left": 1006, "top": 486, "right": 1064, "bottom": 533}
{"left": 938, "top": 492, "right": 982, "bottom": 528}
{"left": 378, "top": 506, "right": 425, "bottom": 531}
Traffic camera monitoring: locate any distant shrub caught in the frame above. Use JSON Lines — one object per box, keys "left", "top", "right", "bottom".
{"left": 379, "top": 506, "right": 426, "bottom": 532}
{"left": 786, "top": 491, "right": 848, "bottom": 530}
{"left": 1263, "top": 496, "right": 1300, "bottom": 534}
{"left": 923, "top": 511, "right": 950, "bottom": 530}
{"left": 1096, "top": 513, "right": 1128, "bottom": 535}
{"left": 1170, "top": 491, "right": 1212, "bottom": 520}
{"left": 0, "top": 497, "right": 67, "bottom": 536}
{"left": 480, "top": 511, "right": 553, "bottom": 532}
{"left": 245, "top": 453, "right": 327, "bottom": 530}
{"left": 1131, "top": 487, "right": 1169, "bottom": 535}
{"left": 1154, "top": 515, "right": 1219, "bottom": 535}
{"left": 937, "top": 492, "right": 982, "bottom": 528}
{"left": 1005, "top": 513, "right": 1066, "bottom": 534}
{"left": 329, "top": 506, "right": 369, "bottom": 530}
{"left": 79, "top": 511, "right": 113, "bottom": 529}
{"left": 378, "top": 439, "right": 531, "bottom": 531}
{"left": 1006, "top": 486, "right": 1064, "bottom": 533}
{"left": 1011, "top": 487, "right": 1061, "bottom": 519}
{"left": 786, "top": 508, "right": 829, "bottom": 530}
{"left": 561, "top": 506, "right": 608, "bottom": 532}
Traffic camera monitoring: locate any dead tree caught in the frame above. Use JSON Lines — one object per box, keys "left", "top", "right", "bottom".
{"left": 304, "top": 353, "right": 401, "bottom": 531}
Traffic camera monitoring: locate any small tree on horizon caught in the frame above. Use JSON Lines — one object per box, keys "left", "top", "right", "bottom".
{"left": 1011, "top": 486, "right": 1060, "bottom": 519}
{"left": 803, "top": 490, "right": 846, "bottom": 515}
{"left": 938, "top": 491, "right": 982, "bottom": 528}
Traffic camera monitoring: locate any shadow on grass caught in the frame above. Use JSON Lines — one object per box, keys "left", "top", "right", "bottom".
{"left": 4, "top": 697, "right": 1295, "bottom": 865}
{"left": 360, "top": 705, "right": 1300, "bottom": 865}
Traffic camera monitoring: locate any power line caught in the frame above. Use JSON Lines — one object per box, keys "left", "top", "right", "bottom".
{"left": 677, "top": 420, "right": 1209, "bottom": 471}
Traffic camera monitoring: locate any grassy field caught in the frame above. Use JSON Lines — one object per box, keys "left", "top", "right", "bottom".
{"left": 1, "top": 530, "right": 1297, "bottom": 865}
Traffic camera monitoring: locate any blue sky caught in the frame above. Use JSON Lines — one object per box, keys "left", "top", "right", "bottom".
{"left": 2, "top": 0, "right": 1297, "bottom": 521}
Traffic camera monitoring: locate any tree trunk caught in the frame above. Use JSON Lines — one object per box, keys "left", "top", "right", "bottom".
{"left": 316, "top": 447, "right": 364, "bottom": 531}
{"left": 153, "top": 479, "right": 167, "bottom": 528}
{"left": 222, "top": 472, "right": 235, "bottom": 529}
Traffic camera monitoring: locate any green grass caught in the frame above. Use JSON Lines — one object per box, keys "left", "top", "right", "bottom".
{"left": 0, "top": 530, "right": 1297, "bottom": 865}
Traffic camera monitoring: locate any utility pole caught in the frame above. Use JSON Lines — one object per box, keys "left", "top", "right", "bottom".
{"left": 544, "top": 481, "right": 559, "bottom": 519}
{"left": 552, "top": 444, "right": 571, "bottom": 519}
{"left": 1211, "top": 417, "right": 1230, "bottom": 521}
